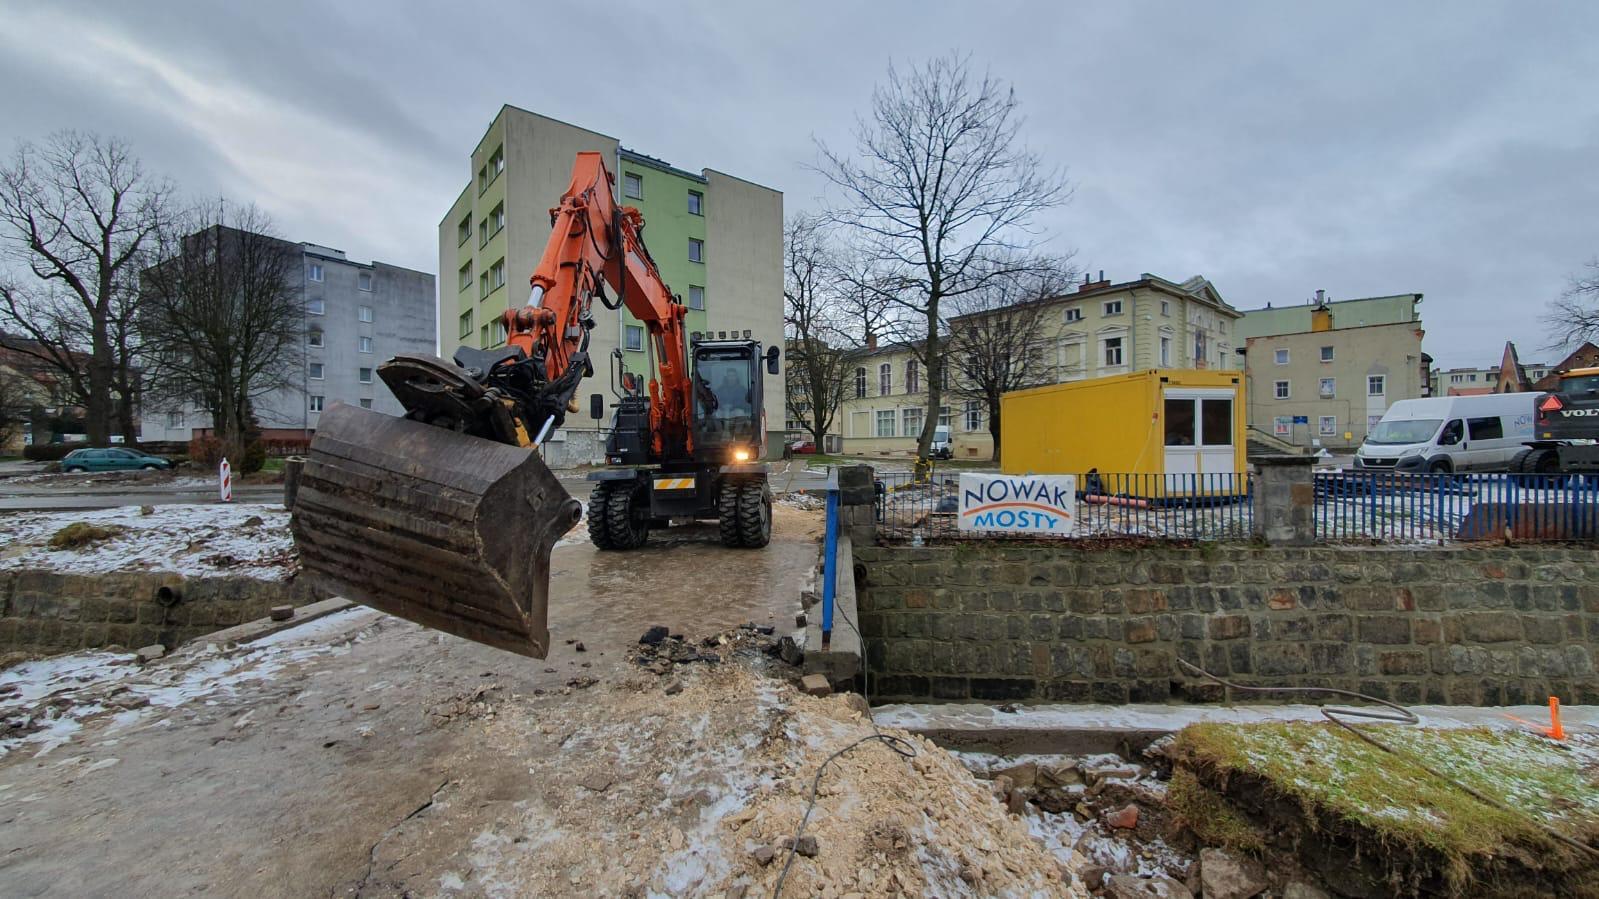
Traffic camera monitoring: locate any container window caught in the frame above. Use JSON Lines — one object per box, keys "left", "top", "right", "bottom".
{"left": 1200, "top": 399, "right": 1233, "bottom": 446}
{"left": 1164, "top": 398, "right": 1196, "bottom": 446}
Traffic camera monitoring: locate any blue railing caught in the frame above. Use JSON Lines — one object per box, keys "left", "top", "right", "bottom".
{"left": 1313, "top": 470, "right": 1599, "bottom": 542}
{"left": 873, "top": 471, "right": 1252, "bottom": 541}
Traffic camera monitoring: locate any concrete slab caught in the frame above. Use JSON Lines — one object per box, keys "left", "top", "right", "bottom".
{"left": 874, "top": 700, "right": 1599, "bottom": 756}
{"left": 197, "top": 597, "right": 355, "bottom": 648}
{"left": 802, "top": 532, "right": 862, "bottom": 690}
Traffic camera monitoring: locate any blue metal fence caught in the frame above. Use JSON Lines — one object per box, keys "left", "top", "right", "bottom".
{"left": 1313, "top": 470, "right": 1599, "bottom": 542}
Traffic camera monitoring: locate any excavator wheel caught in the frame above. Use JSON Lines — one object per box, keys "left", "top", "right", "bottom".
{"left": 590, "top": 480, "right": 649, "bottom": 550}
{"left": 720, "top": 480, "right": 771, "bottom": 548}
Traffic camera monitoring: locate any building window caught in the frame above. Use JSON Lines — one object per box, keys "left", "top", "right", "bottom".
{"left": 1274, "top": 415, "right": 1291, "bottom": 436}
{"left": 480, "top": 271, "right": 490, "bottom": 299}
{"left": 459, "top": 310, "right": 473, "bottom": 339}
{"left": 1102, "top": 336, "right": 1123, "bottom": 367}
{"left": 1159, "top": 336, "right": 1171, "bottom": 367}
{"left": 358, "top": 305, "right": 373, "bottom": 323}
{"left": 1274, "top": 348, "right": 1289, "bottom": 365}
{"left": 308, "top": 263, "right": 323, "bottom": 282}
{"left": 309, "top": 395, "right": 325, "bottom": 413}
{"left": 309, "top": 363, "right": 325, "bottom": 380}
{"left": 489, "top": 145, "right": 504, "bottom": 178}
{"left": 164, "top": 411, "right": 184, "bottom": 428}
{"left": 359, "top": 398, "right": 373, "bottom": 409}
{"left": 307, "top": 328, "right": 323, "bottom": 348}
{"left": 624, "top": 172, "right": 643, "bottom": 199}
{"left": 358, "top": 336, "right": 373, "bottom": 354}
{"left": 875, "top": 410, "right": 895, "bottom": 437}
{"left": 359, "top": 367, "right": 373, "bottom": 384}
{"left": 688, "top": 238, "right": 704, "bottom": 263}
{"left": 1274, "top": 380, "right": 1290, "bottom": 399}
{"left": 688, "top": 285, "right": 704, "bottom": 310}
{"left": 479, "top": 218, "right": 488, "bottom": 248}
{"left": 490, "top": 258, "right": 506, "bottom": 291}
{"left": 489, "top": 202, "right": 505, "bottom": 237}
{"left": 477, "top": 165, "right": 488, "bottom": 195}
{"left": 854, "top": 367, "right": 867, "bottom": 399}
{"left": 459, "top": 261, "right": 472, "bottom": 291}
{"left": 492, "top": 320, "right": 508, "bottom": 345}
{"left": 307, "top": 298, "right": 325, "bottom": 315}
{"left": 1320, "top": 345, "right": 1334, "bottom": 362}
{"left": 906, "top": 359, "right": 920, "bottom": 394}
{"left": 1103, "top": 300, "right": 1122, "bottom": 316}
{"left": 902, "top": 406, "right": 923, "bottom": 438}
{"left": 1368, "top": 375, "right": 1386, "bottom": 396}
{"left": 878, "top": 363, "right": 892, "bottom": 396}
{"left": 1195, "top": 331, "right": 1208, "bottom": 366}
{"left": 687, "top": 190, "right": 703, "bottom": 215}
{"left": 1319, "top": 415, "right": 1337, "bottom": 437}
{"left": 964, "top": 401, "right": 982, "bottom": 431}
{"left": 1064, "top": 307, "right": 1082, "bottom": 323}
{"left": 625, "top": 325, "right": 644, "bottom": 351}
{"left": 457, "top": 215, "right": 471, "bottom": 246}
{"left": 938, "top": 405, "right": 952, "bottom": 428}
{"left": 358, "top": 272, "right": 373, "bottom": 292}
{"left": 1160, "top": 300, "right": 1171, "bottom": 316}
{"left": 1319, "top": 377, "right": 1335, "bottom": 398}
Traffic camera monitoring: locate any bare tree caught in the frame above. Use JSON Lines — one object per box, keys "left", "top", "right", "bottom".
{"left": 783, "top": 214, "right": 854, "bottom": 448}
{"left": 1545, "top": 259, "right": 1599, "bottom": 350}
{"left": 0, "top": 367, "right": 27, "bottom": 449}
{"left": 817, "top": 53, "right": 1069, "bottom": 475}
{"left": 139, "top": 202, "right": 303, "bottom": 460}
{"left": 0, "top": 132, "right": 172, "bottom": 444}
{"left": 946, "top": 258, "right": 1076, "bottom": 461}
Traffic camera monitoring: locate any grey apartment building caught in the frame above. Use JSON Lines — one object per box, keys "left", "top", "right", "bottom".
{"left": 139, "top": 240, "right": 435, "bottom": 442}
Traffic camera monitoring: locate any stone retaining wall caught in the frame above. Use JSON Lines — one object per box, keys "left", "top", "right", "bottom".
{"left": 0, "top": 569, "right": 327, "bottom": 656}
{"left": 854, "top": 544, "right": 1599, "bottom": 705}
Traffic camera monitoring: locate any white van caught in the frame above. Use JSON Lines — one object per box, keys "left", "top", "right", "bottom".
{"left": 1354, "top": 393, "right": 1537, "bottom": 472}
{"left": 931, "top": 424, "right": 954, "bottom": 460}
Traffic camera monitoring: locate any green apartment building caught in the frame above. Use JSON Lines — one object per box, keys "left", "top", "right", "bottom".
{"left": 438, "top": 105, "right": 783, "bottom": 466}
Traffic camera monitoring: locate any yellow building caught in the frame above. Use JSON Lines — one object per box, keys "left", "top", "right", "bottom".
{"left": 1001, "top": 369, "right": 1246, "bottom": 493}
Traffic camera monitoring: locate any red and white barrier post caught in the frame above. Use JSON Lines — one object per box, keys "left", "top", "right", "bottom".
{"left": 219, "top": 457, "right": 233, "bottom": 502}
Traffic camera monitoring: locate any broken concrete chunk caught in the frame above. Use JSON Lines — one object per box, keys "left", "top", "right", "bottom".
{"left": 751, "top": 845, "right": 775, "bottom": 866}
{"left": 1103, "top": 803, "right": 1139, "bottom": 830}
{"left": 1198, "top": 848, "right": 1268, "bottom": 899}
{"left": 777, "top": 636, "right": 803, "bottom": 666}
{"left": 1084, "top": 763, "right": 1141, "bottom": 786}
{"left": 664, "top": 678, "right": 685, "bottom": 696}
{"left": 639, "top": 625, "right": 669, "bottom": 645}
{"left": 795, "top": 611, "right": 807, "bottom": 628}
{"left": 1105, "top": 873, "right": 1193, "bottom": 899}
{"left": 269, "top": 605, "right": 294, "bottom": 621}
{"left": 994, "top": 761, "right": 1038, "bottom": 790}
{"left": 800, "top": 673, "right": 832, "bottom": 696}
{"left": 1078, "top": 865, "right": 1110, "bottom": 890}
{"left": 1005, "top": 789, "right": 1029, "bottom": 816}
{"left": 792, "top": 835, "right": 819, "bottom": 858}
{"left": 135, "top": 644, "right": 166, "bottom": 664}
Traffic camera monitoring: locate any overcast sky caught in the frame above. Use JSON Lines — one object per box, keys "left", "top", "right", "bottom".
{"left": 3, "top": 1, "right": 1595, "bottom": 369}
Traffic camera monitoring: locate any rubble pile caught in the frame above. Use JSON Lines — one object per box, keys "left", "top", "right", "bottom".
{"left": 626, "top": 622, "right": 782, "bottom": 677}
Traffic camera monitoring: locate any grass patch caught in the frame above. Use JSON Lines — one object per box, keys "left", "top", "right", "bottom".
{"left": 48, "top": 522, "right": 124, "bottom": 549}
{"left": 259, "top": 457, "right": 285, "bottom": 472}
{"left": 1167, "top": 767, "right": 1265, "bottom": 853}
{"left": 1172, "top": 722, "right": 1599, "bottom": 886}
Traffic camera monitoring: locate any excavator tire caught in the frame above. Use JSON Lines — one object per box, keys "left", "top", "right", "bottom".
{"left": 718, "top": 482, "right": 744, "bottom": 547}
{"left": 290, "top": 403, "right": 582, "bottom": 659}
{"left": 587, "top": 481, "right": 617, "bottom": 550}
{"left": 738, "top": 482, "right": 773, "bottom": 548}
{"left": 601, "top": 480, "right": 650, "bottom": 550}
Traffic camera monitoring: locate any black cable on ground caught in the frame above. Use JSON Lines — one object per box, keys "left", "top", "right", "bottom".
{"left": 1177, "top": 659, "right": 1599, "bottom": 861}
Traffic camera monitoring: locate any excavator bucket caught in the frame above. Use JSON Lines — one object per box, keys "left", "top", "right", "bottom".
{"left": 289, "top": 403, "right": 582, "bottom": 658}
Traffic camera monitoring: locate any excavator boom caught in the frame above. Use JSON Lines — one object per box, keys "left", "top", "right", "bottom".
{"left": 291, "top": 152, "right": 694, "bottom": 658}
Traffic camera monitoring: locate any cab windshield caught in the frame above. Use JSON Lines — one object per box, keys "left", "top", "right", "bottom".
{"left": 1366, "top": 418, "right": 1441, "bottom": 445}
{"left": 694, "top": 351, "right": 756, "bottom": 441}
{"left": 1559, "top": 375, "right": 1599, "bottom": 394}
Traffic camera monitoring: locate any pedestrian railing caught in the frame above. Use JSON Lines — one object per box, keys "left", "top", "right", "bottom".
{"left": 1312, "top": 470, "right": 1599, "bottom": 543}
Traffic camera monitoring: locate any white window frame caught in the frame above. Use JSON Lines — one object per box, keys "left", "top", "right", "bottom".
{"left": 457, "top": 215, "right": 471, "bottom": 247}
{"left": 308, "top": 263, "right": 323, "bottom": 282}
{"left": 688, "top": 238, "right": 704, "bottom": 263}
{"left": 490, "top": 202, "right": 505, "bottom": 237}
{"left": 625, "top": 325, "right": 644, "bottom": 351}
{"left": 307, "top": 329, "right": 324, "bottom": 348}
{"left": 906, "top": 359, "right": 920, "bottom": 394}
{"left": 1319, "top": 377, "right": 1335, "bottom": 398}
{"left": 458, "top": 310, "right": 472, "bottom": 339}
{"left": 459, "top": 261, "right": 472, "bottom": 291}
{"left": 688, "top": 285, "right": 704, "bottom": 310}
{"left": 358, "top": 272, "right": 373, "bottom": 292}
{"left": 1159, "top": 336, "right": 1171, "bottom": 367}
{"left": 358, "top": 305, "right": 373, "bottom": 323}
{"left": 1368, "top": 375, "right": 1386, "bottom": 397}
{"left": 901, "top": 406, "right": 922, "bottom": 437}
{"left": 359, "top": 398, "right": 374, "bottom": 409}
{"left": 1274, "top": 348, "right": 1290, "bottom": 365}
{"left": 489, "top": 145, "right": 504, "bottom": 177}
{"left": 306, "top": 298, "right": 325, "bottom": 316}
{"left": 964, "top": 400, "right": 982, "bottom": 431}
{"left": 878, "top": 363, "right": 892, "bottom": 396}
{"left": 1160, "top": 300, "right": 1171, "bottom": 316}
{"left": 1274, "top": 380, "right": 1290, "bottom": 399}
{"left": 687, "top": 190, "right": 703, "bottom": 215}
{"left": 490, "top": 259, "right": 506, "bottom": 290}
{"left": 358, "top": 367, "right": 373, "bottom": 384}
{"left": 854, "top": 367, "right": 867, "bottom": 399}
{"left": 1273, "top": 415, "right": 1291, "bottom": 436}
{"left": 875, "top": 409, "right": 895, "bottom": 438}
{"left": 309, "top": 395, "right": 325, "bottom": 413}
{"left": 1064, "top": 307, "right": 1083, "bottom": 323}
{"left": 308, "top": 362, "right": 325, "bottom": 380}
{"left": 1318, "top": 415, "right": 1337, "bottom": 436}
{"left": 1103, "top": 300, "right": 1123, "bottom": 316}
{"left": 1320, "top": 345, "right": 1334, "bottom": 363}
{"left": 1102, "top": 335, "right": 1124, "bottom": 367}
{"left": 623, "top": 172, "right": 643, "bottom": 199}
{"left": 358, "top": 336, "right": 373, "bottom": 354}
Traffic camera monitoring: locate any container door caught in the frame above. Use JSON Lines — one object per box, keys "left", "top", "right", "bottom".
{"left": 1163, "top": 388, "right": 1238, "bottom": 493}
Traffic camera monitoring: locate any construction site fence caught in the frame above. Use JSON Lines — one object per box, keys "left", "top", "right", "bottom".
{"left": 872, "top": 471, "right": 1252, "bottom": 542}
{"left": 869, "top": 468, "right": 1599, "bottom": 544}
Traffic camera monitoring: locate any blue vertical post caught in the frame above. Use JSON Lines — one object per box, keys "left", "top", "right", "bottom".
{"left": 821, "top": 486, "right": 839, "bottom": 648}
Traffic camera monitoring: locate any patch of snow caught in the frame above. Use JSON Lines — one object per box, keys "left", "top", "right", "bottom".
{"left": 0, "top": 502, "right": 294, "bottom": 579}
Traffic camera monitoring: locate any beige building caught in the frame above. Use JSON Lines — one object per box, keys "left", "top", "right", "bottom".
{"left": 832, "top": 272, "right": 1241, "bottom": 457}
{"left": 1242, "top": 295, "right": 1427, "bottom": 449}
{"left": 439, "top": 106, "right": 783, "bottom": 466}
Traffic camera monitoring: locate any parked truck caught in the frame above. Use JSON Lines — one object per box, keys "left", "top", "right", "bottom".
{"left": 1514, "top": 366, "right": 1599, "bottom": 473}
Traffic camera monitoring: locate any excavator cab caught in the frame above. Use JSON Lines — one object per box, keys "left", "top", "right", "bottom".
{"left": 691, "top": 339, "right": 770, "bottom": 464}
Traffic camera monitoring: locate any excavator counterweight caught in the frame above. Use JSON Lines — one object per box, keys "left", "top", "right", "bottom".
{"left": 290, "top": 404, "right": 581, "bottom": 658}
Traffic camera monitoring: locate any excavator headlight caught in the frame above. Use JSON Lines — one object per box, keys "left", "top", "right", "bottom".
{"left": 733, "top": 448, "right": 752, "bottom": 463}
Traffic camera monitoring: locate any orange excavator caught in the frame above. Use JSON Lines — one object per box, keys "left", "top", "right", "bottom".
{"left": 289, "top": 152, "right": 778, "bottom": 658}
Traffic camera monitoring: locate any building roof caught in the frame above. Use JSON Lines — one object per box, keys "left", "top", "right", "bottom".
{"left": 1237, "top": 293, "right": 1422, "bottom": 340}
{"left": 953, "top": 272, "right": 1239, "bottom": 324}
{"left": 619, "top": 147, "right": 708, "bottom": 184}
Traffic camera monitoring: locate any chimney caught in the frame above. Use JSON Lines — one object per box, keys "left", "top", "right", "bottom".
{"left": 865, "top": 333, "right": 877, "bottom": 350}
{"left": 1314, "top": 289, "right": 1326, "bottom": 305}
{"left": 1078, "top": 269, "right": 1112, "bottom": 293}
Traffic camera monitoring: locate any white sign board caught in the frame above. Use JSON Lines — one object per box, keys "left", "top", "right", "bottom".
{"left": 958, "top": 473, "right": 1077, "bottom": 536}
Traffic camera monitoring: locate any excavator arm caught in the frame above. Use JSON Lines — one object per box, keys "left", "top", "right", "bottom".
{"left": 289, "top": 152, "right": 693, "bottom": 658}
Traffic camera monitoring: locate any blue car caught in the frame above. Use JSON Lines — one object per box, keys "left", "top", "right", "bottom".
{"left": 61, "top": 447, "right": 173, "bottom": 473}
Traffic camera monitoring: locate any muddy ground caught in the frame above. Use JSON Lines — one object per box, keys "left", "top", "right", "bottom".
{"left": 0, "top": 508, "right": 915, "bottom": 897}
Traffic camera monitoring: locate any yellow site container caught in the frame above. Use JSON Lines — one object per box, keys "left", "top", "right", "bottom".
{"left": 1000, "top": 369, "right": 1247, "bottom": 497}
